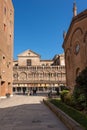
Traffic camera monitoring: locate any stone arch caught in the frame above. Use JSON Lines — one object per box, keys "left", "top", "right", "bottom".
{"left": 70, "top": 27, "right": 83, "bottom": 47}
{"left": 19, "top": 72, "right": 27, "bottom": 80}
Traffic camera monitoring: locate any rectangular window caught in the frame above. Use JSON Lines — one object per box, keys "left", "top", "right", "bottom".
{"left": 27, "top": 59, "right": 31, "bottom": 66}
{"left": 4, "top": 24, "right": 6, "bottom": 31}
{"left": 4, "top": 7, "right": 6, "bottom": 15}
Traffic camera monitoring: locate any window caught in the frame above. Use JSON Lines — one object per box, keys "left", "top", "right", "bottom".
{"left": 4, "top": 24, "right": 6, "bottom": 31}
{"left": 27, "top": 59, "right": 31, "bottom": 66}
{"left": 3, "top": 56, "right": 5, "bottom": 59}
{"left": 9, "top": 34, "right": 12, "bottom": 41}
{"left": 75, "top": 44, "right": 80, "bottom": 55}
{"left": 15, "top": 64, "right": 18, "bottom": 66}
{"left": 10, "top": 9, "right": 13, "bottom": 16}
{"left": 28, "top": 52, "right": 30, "bottom": 56}
{"left": 10, "top": 34, "right": 11, "bottom": 38}
{"left": 74, "top": 42, "right": 80, "bottom": 55}
{"left": 10, "top": 20, "right": 12, "bottom": 28}
{"left": 4, "top": 7, "right": 6, "bottom": 15}
{"left": 2, "top": 56, "right": 6, "bottom": 64}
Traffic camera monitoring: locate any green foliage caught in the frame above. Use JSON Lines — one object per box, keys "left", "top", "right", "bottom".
{"left": 60, "top": 90, "right": 69, "bottom": 102}
{"left": 64, "top": 92, "right": 75, "bottom": 106}
{"left": 60, "top": 85, "right": 69, "bottom": 91}
{"left": 73, "top": 67, "right": 87, "bottom": 110}
{"left": 55, "top": 86, "right": 69, "bottom": 96}
{"left": 76, "top": 67, "right": 87, "bottom": 87}
{"left": 50, "top": 99, "right": 87, "bottom": 130}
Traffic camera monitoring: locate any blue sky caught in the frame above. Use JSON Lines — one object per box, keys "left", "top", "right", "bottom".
{"left": 12, "top": 0, "right": 87, "bottom": 60}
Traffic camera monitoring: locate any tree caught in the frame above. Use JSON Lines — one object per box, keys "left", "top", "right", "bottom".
{"left": 73, "top": 67, "right": 87, "bottom": 109}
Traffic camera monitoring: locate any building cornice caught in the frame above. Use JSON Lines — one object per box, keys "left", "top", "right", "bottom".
{"left": 62, "top": 9, "right": 87, "bottom": 48}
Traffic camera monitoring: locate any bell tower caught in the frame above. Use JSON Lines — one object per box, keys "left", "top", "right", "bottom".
{"left": 73, "top": 1, "right": 77, "bottom": 17}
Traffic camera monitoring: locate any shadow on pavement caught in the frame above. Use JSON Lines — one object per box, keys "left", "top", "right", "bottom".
{"left": 0, "top": 96, "right": 68, "bottom": 130}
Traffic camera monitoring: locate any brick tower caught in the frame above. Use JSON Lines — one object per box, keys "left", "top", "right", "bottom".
{"left": 0, "top": 0, "right": 14, "bottom": 98}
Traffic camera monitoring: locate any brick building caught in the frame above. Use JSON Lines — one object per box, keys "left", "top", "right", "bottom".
{"left": 63, "top": 3, "right": 87, "bottom": 90}
{"left": 0, "top": 0, "right": 14, "bottom": 98}
{"left": 13, "top": 50, "right": 66, "bottom": 93}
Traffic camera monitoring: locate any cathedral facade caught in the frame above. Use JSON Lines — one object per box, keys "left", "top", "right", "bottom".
{"left": 0, "top": 0, "right": 14, "bottom": 98}
{"left": 63, "top": 3, "right": 87, "bottom": 90}
{"left": 13, "top": 50, "right": 66, "bottom": 93}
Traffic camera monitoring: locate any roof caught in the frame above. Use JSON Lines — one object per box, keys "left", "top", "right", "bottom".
{"left": 18, "top": 49, "right": 41, "bottom": 58}
{"left": 62, "top": 9, "right": 87, "bottom": 48}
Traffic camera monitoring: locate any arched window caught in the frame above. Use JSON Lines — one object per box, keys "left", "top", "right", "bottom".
{"left": 74, "top": 42, "right": 80, "bottom": 55}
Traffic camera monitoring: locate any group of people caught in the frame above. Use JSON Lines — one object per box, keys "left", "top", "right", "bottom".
{"left": 22, "top": 87, "right": 37, "bottom": 96}
{"left": 27, "top": 89, "right": 37, "bottom": 96}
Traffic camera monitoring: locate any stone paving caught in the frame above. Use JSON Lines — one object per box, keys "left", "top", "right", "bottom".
{"left": 0, "top": 95, "right": 69, "bottom": 130}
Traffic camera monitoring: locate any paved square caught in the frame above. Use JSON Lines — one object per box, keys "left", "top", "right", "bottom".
{"left": 0, "top": 95, "right": 69, "bottom": 130}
